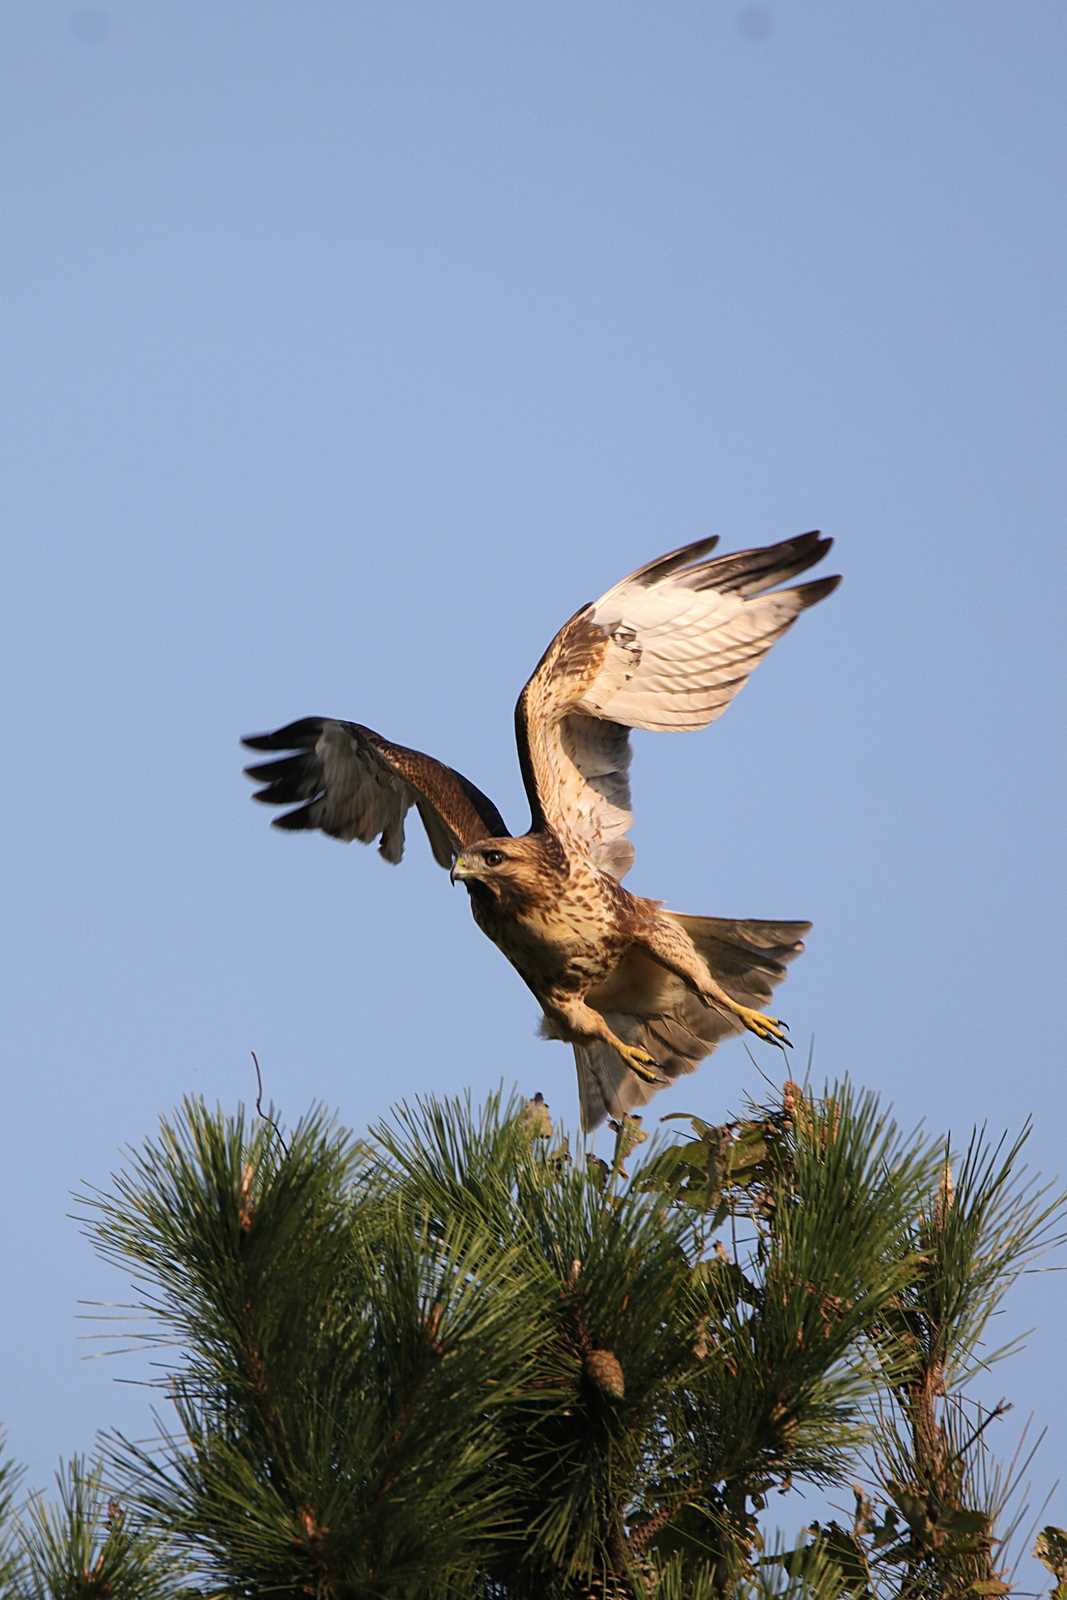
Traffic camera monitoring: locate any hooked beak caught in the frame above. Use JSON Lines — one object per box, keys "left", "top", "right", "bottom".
{"left": 450, "top": 853, "right": 472, "bottom": 886}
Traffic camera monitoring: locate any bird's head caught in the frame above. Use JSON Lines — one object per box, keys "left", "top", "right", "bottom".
{"left": 450, "top": 836, "right": 554, "bottom": 908}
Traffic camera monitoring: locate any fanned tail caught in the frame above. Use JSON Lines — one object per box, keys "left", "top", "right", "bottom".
{"left": 572, "top": 915, "right": 810, "bottom": 1131}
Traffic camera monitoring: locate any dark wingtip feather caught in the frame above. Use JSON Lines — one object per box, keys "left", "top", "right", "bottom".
{"left": 271, "top": 805, "right": 319, "bottom": 830}
{"left": 689, "top": 530, "right": 836, "bottom": 596}
{"left": 243, "top": 754, "right": 312, "bottom": 783}
{"left": 241, "top": 718, "right": 325, "bottom": 753}
{"left": 627, "top": 535, "right": 720, "bottom": 587}
{"left": 793, "top": 572, "right": 842, "bottom": 609}
{"left": 253, "top": 778, "right": 318, "bottom": 806}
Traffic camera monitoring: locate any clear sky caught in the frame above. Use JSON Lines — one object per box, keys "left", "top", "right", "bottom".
{"left": 3, "top": 0, "right": 1065, "bottom": 1581}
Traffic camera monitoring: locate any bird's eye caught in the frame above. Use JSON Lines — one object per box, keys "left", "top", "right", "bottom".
{"left": 482, "top": 849, "right": 505, "bottom": 867}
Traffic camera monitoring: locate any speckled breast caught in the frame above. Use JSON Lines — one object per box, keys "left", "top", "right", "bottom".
{"left": 470, "top": 860, "right": 633, "bottom": 997}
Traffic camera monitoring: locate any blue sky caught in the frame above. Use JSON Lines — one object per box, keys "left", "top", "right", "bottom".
{"left": 3, "top": 0, "right": 1065, "bottom": 1579}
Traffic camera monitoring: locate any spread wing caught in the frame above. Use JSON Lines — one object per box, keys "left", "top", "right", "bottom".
{"left": 514, "top": 531, "right": 839, "bottom": 879}
{"left": 243, "top": 718, "right": 508, "bottom": 868}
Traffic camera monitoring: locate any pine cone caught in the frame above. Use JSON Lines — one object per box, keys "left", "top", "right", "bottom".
{"left": 585, "top": 1347, "right": 625, "bottom": 1400}
{"left": 573, "top": 1578, "right": 632, "bottom": 1600}
{"left": 571, "top": 1555, "right": 657, "bottom": 1598}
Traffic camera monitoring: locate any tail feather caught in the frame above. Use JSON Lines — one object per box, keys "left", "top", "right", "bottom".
{"left": 572, "top": 914, "right": 810, "bottom": 1131}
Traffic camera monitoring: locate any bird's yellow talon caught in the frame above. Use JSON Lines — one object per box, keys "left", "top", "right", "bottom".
{"left": 618, "top": 1043, "right": 664, "bottom": 1084}
{"left": 736, "top": 1006, "right": 792, "bottom": 1048}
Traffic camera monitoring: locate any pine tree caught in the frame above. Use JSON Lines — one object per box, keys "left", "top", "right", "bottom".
{"left": 1, "top": 1080, "right": 1064, "bottom": 1598}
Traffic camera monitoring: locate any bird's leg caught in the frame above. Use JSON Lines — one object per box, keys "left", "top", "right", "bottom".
{"left": 634, "top": 918, "right": 792, "bottom": 1049}
{"left": 544, "top": 995, "right": 665, "bottom": 1085}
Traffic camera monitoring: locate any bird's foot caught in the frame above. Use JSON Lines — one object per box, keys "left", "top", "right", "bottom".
{"left": 616, "top": 1043, "right": 665, "bottom": 1085}
{"left": 731, "top": 1004, "right": 792, "bottom": 1049}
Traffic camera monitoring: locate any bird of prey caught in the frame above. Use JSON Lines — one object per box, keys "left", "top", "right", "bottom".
{"left": 243, "top": 532, "right": 839, "bottom": 1129}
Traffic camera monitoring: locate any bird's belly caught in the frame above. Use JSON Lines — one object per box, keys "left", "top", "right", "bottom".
{"left": 586, "top": 946, "right": 675, "bottom": 1015}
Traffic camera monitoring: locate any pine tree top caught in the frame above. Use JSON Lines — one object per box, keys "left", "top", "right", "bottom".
{"left": 1, "top": 1080, "right": 1063, "bottom": 1598}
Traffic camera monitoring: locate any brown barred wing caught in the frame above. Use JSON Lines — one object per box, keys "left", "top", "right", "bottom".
{"left": 242, "top": 718, "right": 508, "bottom": 868}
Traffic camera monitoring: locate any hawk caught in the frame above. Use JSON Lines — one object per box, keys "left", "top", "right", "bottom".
{"left": 243, "top": 532, "right": 839, "bottom": 1129}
